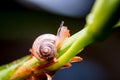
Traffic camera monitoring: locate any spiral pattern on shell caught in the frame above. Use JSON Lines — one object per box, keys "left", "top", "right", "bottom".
{"left": 32, "top": 34, "right": 57, "bottom": 61}
{"left": 38, "top": 41, "right": 57, "bottom": 60}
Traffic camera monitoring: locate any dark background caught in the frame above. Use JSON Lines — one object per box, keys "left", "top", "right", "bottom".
{"left": 0, "top": 1, "right": 120, "bottom": 80}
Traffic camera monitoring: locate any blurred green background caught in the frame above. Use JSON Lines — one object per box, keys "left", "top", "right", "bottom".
{"left": 0, "top": 1, "right": 120, "bottom": 80}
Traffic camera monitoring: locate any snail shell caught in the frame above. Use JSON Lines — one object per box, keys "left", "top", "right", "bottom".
{"left": 32, "top": 34, "right": 57, "bottom": 61}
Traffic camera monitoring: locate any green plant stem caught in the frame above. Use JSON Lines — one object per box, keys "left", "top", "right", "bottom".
{"left": 0, "top": 56, "right": 30, "bottom": 80}
{"left": 47, "top": 0, "right": 120, "bottom": 70}
{"left": 0, "top": 0, "right": 120, "bottom": 79}
{"left": 9, "top": 57, "right": 44, "bottom": 80}
{"left": 114, "top": 19, "right": 120, "bottom": 28}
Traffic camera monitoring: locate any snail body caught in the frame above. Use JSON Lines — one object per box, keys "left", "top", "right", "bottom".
{"left": 30, "top": 21, "right": 70, "bottom": 61}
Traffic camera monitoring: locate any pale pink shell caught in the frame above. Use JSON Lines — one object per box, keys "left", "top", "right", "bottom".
{"left": 32, "top": 34, "right": 57, "bottom": 61}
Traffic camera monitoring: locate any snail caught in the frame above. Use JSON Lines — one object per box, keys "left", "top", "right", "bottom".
{"left": 29, "top": 21, "right": 83, "bottom": 80}
{"left": 30, "top": 21, "right": 70, "bottom": 61}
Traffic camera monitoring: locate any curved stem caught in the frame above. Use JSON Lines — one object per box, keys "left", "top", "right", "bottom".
{"left": 47, "top": 0, "right": 120, "bottom": 70}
